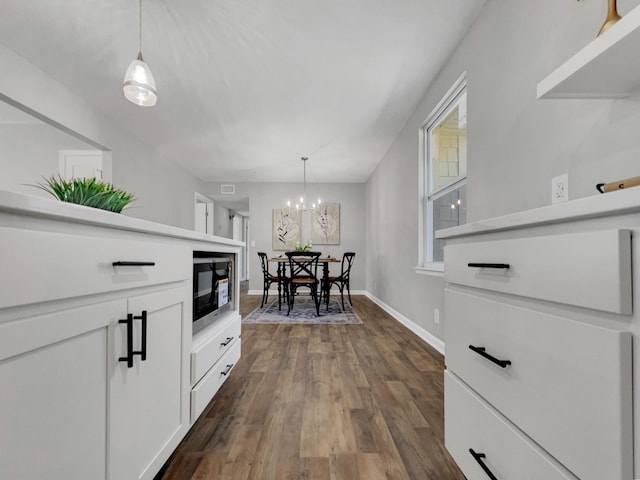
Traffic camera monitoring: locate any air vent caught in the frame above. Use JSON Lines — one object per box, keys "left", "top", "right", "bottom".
{"left": 221, "top": 184, "right": 235, "bottom": 194}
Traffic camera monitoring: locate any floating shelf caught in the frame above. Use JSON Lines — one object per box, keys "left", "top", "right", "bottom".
{"left": 537, "top": 4, "right": 640, "bottom": 99}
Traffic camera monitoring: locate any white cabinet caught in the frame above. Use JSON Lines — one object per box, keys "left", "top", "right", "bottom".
{"left": 0, "top": 190, "right": 244, "bottom": 480}
{"left": 0, "top": 300, "right": 123, "bottom": 480}
{"left": 0, "top": 225, "right": 190, "bottom": 480}
{"left": 109, "top": 287, "right": 188, "bottom": 480}
{"left": 443, "top": 229, "right": 634, "bottom": 480}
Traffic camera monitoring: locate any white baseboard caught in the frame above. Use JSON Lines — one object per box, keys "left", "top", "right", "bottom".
{"left": 362, "top": 291, "right": 445, "bottom": 356}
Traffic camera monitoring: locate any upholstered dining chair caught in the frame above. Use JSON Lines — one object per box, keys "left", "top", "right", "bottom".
{"left": 257, "top": 252, "right": 289, "bottom": 310}
{"left": 323, "top": 252, "right": 355, "bottom": 310}
{"left": 285, "top": 251, "right": 321, "bottom": 316}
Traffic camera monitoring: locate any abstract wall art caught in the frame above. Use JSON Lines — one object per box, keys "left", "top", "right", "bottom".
{"left": 312, "top": 202, "right": 340, "bottom": 245}
{"left": 272, "top": 208, "right": 301, "bottom": 250}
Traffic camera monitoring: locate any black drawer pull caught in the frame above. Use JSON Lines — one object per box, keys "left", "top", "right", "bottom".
{"left": 221, "top": 364, "right": 234, "bottom": 376}
{"left": 468, "top": 263, "right": 510, "bottom": 269}
{"left": 220, "top": 337, "right": 234, "bottom": 347}
{"left": 112, "top": 261, "right": 156, "bottom": 267}
{"left": 469, "top": 449, "right": 498, "bottom": 480}
{"left": 469, "top": 345, "right": 512, "bottom": 368}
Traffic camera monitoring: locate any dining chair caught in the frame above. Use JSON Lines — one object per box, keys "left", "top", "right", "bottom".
{"left": 322, "top": 252, "right": 355, "bottom": 310}
{"left": 257, "top": 252, "right": 289, "bottom": 310}
{"left": 285, "top": 251, "right": 321, "bottom": 316}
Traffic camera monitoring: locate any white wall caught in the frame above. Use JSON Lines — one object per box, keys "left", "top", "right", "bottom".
{"left": 206, "top": 182, "right": 366, "bottom": 293}
{"left": 366, "top": 0, "right": 640, "bottom": 343}
{"left": 0, "top": 123, "right": 93, "bottom": 195}
{"left": 0, "top": 44, "right": 206, "bottom": 230}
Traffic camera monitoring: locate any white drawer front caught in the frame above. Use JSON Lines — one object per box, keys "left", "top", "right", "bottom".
{"left": 191, "top": 317, "right": 241, "bottom": 384}
{"left": 444, "top": 229, "right": 632, "bottom": 314}
{"left": 0, "top": 227, "right": 190, "bottom": 308}
{"left": 190, "top": 339, "right": 241, "bottom": 422}
{"left": 445, "top": 372, "right": 577, "bottom": 480}
{"left": 445, "top": 290, "right": 633, "bottom": 480}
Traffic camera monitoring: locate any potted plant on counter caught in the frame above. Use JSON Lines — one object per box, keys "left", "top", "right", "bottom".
{"left": 33, "top": 176, "right": 135, "bottom": 213}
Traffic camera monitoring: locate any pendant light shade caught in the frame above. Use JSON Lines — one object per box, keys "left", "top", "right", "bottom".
{"left": 123, "top": 0, "right": 157, "bottom": 107}
{"left": 123, "top": 52, "right": 157, "bottom": 106}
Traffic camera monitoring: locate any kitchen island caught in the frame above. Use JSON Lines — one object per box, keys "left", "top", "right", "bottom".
{"left": 0, "top": 190, "right": 243, "bottom": 480}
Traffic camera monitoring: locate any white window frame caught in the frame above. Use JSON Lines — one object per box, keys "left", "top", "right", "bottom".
{"left": 417, "top": 72, "right": 467, "bottom": 275}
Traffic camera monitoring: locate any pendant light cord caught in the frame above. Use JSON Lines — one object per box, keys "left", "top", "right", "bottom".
{"left": 139, "top": 0, "right": 143, "bottom": 53}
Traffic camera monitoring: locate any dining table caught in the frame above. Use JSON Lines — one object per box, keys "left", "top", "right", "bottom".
{"left": 268, "top": 255, "right": 340, "bottom": 282}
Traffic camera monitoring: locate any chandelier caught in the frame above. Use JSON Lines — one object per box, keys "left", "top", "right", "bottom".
{"left": 287, "top": 157, "right": 321, "bottom": 213}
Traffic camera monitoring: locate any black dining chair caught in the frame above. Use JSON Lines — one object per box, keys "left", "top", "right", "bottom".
{"left": 285, "top": 251, "right": 321, "bottom": 316}
{"left": 257, "top": 252, "right": 289, "bottom": 310}
{"left": 322, "top": 252, "right": 355, "bottom": 310}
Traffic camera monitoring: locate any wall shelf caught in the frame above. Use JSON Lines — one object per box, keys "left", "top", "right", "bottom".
{"left": 537, "top": 4, "right": 640, "bottom": 99}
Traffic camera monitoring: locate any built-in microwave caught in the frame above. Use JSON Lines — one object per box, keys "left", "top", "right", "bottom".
{"left": 193, "top": 252, "right": 233, "bottom": 333}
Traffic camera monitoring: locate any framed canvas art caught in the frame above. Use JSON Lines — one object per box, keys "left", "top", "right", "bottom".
{"left": 312, "top": 203, "right": 340, "bottom": 245}
{"left": 272, "top": 208, "right": 301, "bottom": 250}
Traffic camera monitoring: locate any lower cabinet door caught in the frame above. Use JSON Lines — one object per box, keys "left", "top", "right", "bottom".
{"left": 445, "top": 372, "right": 578, "bottom": 480}
{"left": 109, "top": 287, "right": 188, "bottom": 480}
{"left": 0, "top": 300, "right": 123, "bottom": 480}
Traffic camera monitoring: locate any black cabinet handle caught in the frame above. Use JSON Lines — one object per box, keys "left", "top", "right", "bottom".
{"left": 132, "top": 311, "right": 147, "bottom": 362}
{"left": 220, "top": 337, "right": 234, "bottom": 347}
{"left": 468, "top": 263, "right": 510, "bottom": 269}
{"left": 112, "top": 261, "right": 156, "bottom": 267}
{"left": 118, "top": 314, "right": 134, "bottom": 368}
{"left": 469, "top": 449, "right": 498, "bottom": 480}
{"left": 221, "top": 364, "right": 234, "bottom": 376}
{"left": 469, "top": 345, "right": 512, "bottom": 368}
{"left": 119, "top": 311, "right": 147, "bottom": 368}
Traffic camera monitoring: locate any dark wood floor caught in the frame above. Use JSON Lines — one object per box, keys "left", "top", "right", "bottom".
{"left": 156, "top": 284, "right": 464, "bottom": 479}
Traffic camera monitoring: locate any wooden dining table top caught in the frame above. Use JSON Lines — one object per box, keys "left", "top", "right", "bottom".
{"left": 268, "top": 256, "right": 340, "bottom": 263}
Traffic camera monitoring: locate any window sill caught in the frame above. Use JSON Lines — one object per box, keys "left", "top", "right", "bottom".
{"left": 414, "top": 266, "right": 444, "bottom": 278}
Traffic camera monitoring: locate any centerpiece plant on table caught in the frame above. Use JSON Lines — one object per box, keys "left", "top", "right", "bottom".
{"left": 33, "top": 175, "right": 135, "bottom": 213}
{"left": 294, "top": 241, "right": 313, "bottom": 252}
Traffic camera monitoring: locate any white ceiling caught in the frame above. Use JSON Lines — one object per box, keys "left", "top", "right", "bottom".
{"left": 0, "top": 0, "right": 485, "bottom": 183}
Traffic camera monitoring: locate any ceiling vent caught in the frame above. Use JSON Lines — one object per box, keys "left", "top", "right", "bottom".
{"left": 221, "top": 184, "right": 235, "bottom": 194}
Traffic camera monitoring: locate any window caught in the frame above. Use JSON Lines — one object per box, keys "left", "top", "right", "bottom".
{"left": 418, "top": 73, "right": 467, "bottom": 272}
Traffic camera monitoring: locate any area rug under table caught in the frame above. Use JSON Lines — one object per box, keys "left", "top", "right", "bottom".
{"left": 243, "top": 296, "right": 362, "bottom": 324}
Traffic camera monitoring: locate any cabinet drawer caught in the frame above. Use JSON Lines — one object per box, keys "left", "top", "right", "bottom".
{"left": 0, "top": 227, "right": 190, "bottom": 308}
{"left": 445, "top": 372, "right": 577, "bottom": 480}
{"left": 191, "top": 316, "right": 241, "bottom": 384}
{"left": 191, "top": 339, "right": 241, "bottom": 422}
{"left": 445, "top": 290, "right": 633, "bottom": 480}
{"left": 444, "top": 229, "right": 631, "bottom": 314}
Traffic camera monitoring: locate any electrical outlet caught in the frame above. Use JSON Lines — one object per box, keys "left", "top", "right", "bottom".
{"left": 434, "top": 308, "right": 440, "bottom": 325}
{"left": 551, "top": 173, "right": 569, "bottom": 204}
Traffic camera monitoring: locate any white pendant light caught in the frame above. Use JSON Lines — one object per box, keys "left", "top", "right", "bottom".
{"left": 123, "top": 0, "right": 157, "bottom": 107}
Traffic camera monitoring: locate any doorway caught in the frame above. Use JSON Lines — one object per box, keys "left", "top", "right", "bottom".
{"left": 194, "top": 193, "right": 214, "bottom": 235}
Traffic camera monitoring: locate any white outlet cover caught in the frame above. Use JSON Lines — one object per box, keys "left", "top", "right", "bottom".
{"left": 552, "top": 173, "right": 569, "bottom": 204}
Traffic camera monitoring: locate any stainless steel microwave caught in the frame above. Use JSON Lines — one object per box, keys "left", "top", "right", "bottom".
{"left": 193, "top": 253, "right": 233, "bottom": 333}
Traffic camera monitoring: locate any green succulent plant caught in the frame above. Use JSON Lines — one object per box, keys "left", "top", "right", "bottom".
{"left": 33, "top": 176, "right": 135, "bottom": 213}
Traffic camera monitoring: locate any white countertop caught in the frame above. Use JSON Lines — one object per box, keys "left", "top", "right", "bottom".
{"left": 0, "top": 190, "right": 245, "bottom": 247}
{"left": 436, "top": 187, "right": 640, "bottom": 239}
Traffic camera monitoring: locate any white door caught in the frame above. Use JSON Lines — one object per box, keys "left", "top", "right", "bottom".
{"left": 232, "top": 215, "right": 245, "bottom": 280}
{"left": 194, "top": 193, "right": 214, "bottom": 235}
{"left": 59, "top": 150, "right": 104, "bottom": 180}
